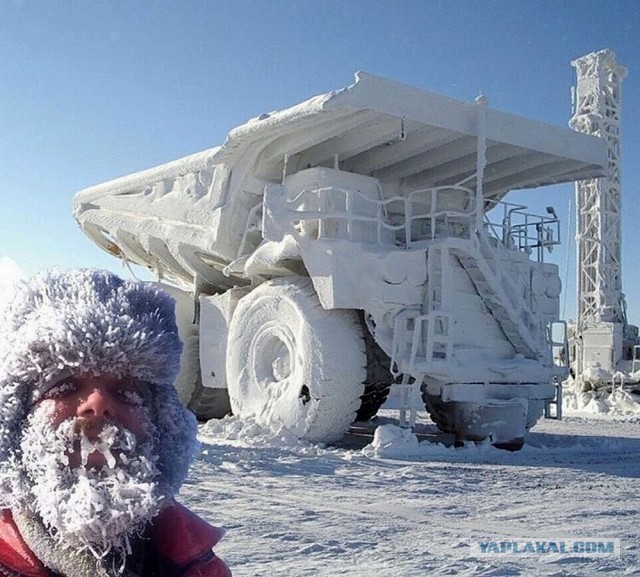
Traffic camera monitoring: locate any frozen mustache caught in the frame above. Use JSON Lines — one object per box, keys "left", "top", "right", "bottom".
{"left": 69, "top": 419, "right": 138, "bottom": 470}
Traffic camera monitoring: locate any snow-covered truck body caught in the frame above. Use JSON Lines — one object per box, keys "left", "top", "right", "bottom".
{"left": 73, "top": 72, "right": 607, "bottom": 448}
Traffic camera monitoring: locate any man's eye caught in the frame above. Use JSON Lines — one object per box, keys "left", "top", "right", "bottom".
{"left": 42, "top": 380, "right": 77, "bottom": 400}
{"left": 117, "top": 389, "right": 145, "bottom": 407}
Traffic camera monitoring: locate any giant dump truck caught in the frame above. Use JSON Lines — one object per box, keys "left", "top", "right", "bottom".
{"left": 73, "top": 72, "right": 607, "bottom": 449}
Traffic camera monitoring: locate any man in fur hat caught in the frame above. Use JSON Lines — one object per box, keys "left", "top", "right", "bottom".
{"left": 0, "top": 269, "right": 231, "bottom": 577}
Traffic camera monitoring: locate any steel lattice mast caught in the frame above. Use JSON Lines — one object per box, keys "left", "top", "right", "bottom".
{"left": 569, "top": 49, "right": 628, "bottom": 380}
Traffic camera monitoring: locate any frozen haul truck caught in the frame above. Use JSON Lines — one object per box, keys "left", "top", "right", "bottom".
{"left": 73, "top": 73, "right": 607, "bottom": 449}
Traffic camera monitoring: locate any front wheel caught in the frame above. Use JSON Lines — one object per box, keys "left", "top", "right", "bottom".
{"left": 226, "top": 277, "right": 366, "bottom": 443}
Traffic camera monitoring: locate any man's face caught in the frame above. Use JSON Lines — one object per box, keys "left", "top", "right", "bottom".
{"left": 37, "top": 374, "right": 151, "bottom": 469}
{"left": 17, "top": 374, "right": 163, "bottom": 560}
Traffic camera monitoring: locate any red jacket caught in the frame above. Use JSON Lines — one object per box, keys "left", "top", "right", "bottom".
{"left": 0, "top": 504, "right": 231, "bottom": 577}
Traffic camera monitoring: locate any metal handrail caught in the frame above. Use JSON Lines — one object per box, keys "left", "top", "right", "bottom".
{"left": 483, "top": 199, "right": 561, "bottom": 263}
{"left": 283, "top": 184, "right": 477, "bottom": 247}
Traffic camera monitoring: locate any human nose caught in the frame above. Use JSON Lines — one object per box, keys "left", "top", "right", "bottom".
{"left": 77, "top": 386, "right": 115, "bottom": 419}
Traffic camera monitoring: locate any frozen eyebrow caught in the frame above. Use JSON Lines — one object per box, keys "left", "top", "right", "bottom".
{"left": 118, "top": 388, "right": 146, "bottom": 406}
{"left": 40, "top": 379, "right": 76, "bottom": 400}
{"left": 117, "top": 380, "right": 153, "bottom": 406}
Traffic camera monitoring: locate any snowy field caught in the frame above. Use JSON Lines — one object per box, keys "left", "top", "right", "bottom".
{"left": 182, "top": 390, "right": 640, "bottom": 577}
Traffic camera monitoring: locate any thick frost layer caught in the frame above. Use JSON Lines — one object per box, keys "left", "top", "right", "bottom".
{"left": 16, "top": 405, "right": 163, "bottom": 561}
{"left": 0, "top": 269, "right": 198, "bottom": 497}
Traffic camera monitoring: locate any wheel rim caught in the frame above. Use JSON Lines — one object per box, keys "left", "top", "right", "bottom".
{"left": 250, "top": 321, "right": 295, "bottom": 388}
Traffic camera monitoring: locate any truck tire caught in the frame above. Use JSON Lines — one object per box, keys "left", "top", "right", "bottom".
{"left": 226, "top": 277, "right": 366, "bottom": 443}
{"left": 155, "top": 283, "right": 199, "bottom": 407}
{"left": 354, "top": 315, "right": 394, "bottom": 422}
{"left": 173, "top": 329, "right": 200, "bottom": 407}
{"left": 421, "top": 390, "right": 456, "bottom": 434}
{"left": 421, "top": 388, "right": 530, "bottom": 451}
{"left": 187, "top": 379, "right": 232, "bottom": 421}
{"left": 157, "top": 283, "right": 231, "bottom": 421}
{"left": 356, "top": 382, "right": 392, "bottom": 422}
{"left": 423, "top": 391, "right": 545, "bottom": 435}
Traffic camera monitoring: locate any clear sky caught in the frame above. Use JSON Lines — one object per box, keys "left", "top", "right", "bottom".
{"left": 1, "top": 0, "right": 639, "bottom": 323}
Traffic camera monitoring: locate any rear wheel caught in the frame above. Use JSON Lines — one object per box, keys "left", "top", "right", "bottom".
{"left": 155, "top": 283, "right": 199, "bottom": 406}
{"left": 157, "top": 283, "right": 231, "bottom": 421}
{"left": 226, "top": 277, "right": 366, "bottom": 443}
{"left": 187, "top": 379, "right": 232, "bottom": 421}
{"left": 421, "top": 388, "right": 528, "bottom": 451}
{"left": 421, "top": 390, "right": 456, "bottom": 434}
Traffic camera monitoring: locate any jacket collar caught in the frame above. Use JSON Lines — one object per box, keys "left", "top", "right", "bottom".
{"left": 0, "top": 503, "right": 224, "bottom": 576}
{"left": 0, "top": 510, "right": 48, "bottom": 576}
{"left": 152, "top": 502, "right": 226, "bottom": 566}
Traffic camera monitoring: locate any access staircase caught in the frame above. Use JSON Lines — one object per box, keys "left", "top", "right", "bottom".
{"left": 454, "top": 234, "right": 542, "bottom": 360}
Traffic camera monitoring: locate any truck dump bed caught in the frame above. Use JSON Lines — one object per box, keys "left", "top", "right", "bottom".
{"left": 73, "top": 72, "right": 606, "bottom": 289}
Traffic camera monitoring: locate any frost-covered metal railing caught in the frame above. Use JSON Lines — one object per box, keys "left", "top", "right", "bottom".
{"left": 276, "top": 183, "right": 476, "bottom": 247}
{"left": 480, "top": 199, "right": 561, "bottom": 317}
{"left": 389, "top": 310, "right": 452, "bottom": 373}
{"left": 483, "top": 200, "right": 561, "bottom": 263}
{"left": 400, "top": 185, "right": 475, "bottom": 247}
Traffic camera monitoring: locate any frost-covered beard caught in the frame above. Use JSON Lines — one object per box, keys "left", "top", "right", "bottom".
{"left": 17, "top": 404, "right": 164, "bottom": 562}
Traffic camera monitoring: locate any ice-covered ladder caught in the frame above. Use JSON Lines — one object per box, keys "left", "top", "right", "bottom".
{"left": 392, "top": 246, "right": 455, "bottom": 428}
{"left": 544, "top": 320, "right": 568, "bottom": 419}
{"left": 543, "top": 381, "right": 563, "bottom": 419}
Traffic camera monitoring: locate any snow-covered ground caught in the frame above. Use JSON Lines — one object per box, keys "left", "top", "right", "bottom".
{"left": 183, "top": 389, "right": 640, "bottom": 577}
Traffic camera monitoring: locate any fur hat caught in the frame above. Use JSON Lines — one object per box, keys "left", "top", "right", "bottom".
{"left": 0, "top": 268, "right": 198, "bottom": 494}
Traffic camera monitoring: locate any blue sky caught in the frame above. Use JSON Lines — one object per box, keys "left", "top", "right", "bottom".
{"left": 1, "top": 0, "right": 639, "bottom": 322}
